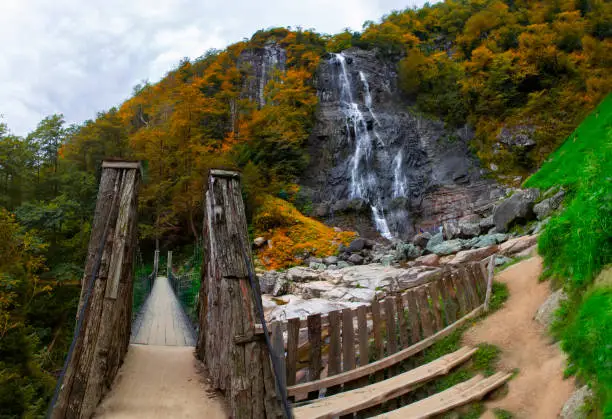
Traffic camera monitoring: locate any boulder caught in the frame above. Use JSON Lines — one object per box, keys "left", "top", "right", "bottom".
{"left": 429, "top": 239, "right": 464, "bottom": 256}
{"left": 272, "top": 276, "right": 290, "bottom": 296}
{"left": 266, "top": 296, "right": 364, "bottom": 322}
{"left": 458, "top": 221, "right": 481, "bottom": 238}
{"left": 560, "top": 385, "right": 593, "bottom": 419}
{"left": 337, "top": 261, "right": 350, "bottom": 269}
{"left": 253, "top": 236, "right": 267, "bottom": 247}
{"left": 494, "top": 255, "right": 512, "bottom": 266}
{"left": 395, "top": 242, "right": 423, "bottom": 261}
{"left": 479, "top": 216, "right": 495, "bottom": 230}
{"left": 308, "top": 257, "right": 323, "bottom": 264}
{"left": 348, "top": 238, "right": 366, "bottom": 252}
{"left": 449, "top": 245, "right": 498, "bottom": 265}
{"left": 309, "top": 262, "right": 327, "bottom": 271}
{"left": 497, "top": 124, "right": 537, "bottom": 149}
{"left": 534, "top": 189, "right": 565, "bottom": 220}
{"left": 535, "top": 289, "right": 568, "bottom": 329}
{"left": 286, "top": 267, "right": 320, "bottom": 282}
{"left": 471, "top": 233, "right": 508, "bottom": 249}
{"left": 442, "top": 220, "right": 461, "bottom": 240}
{"left": 323, "top": 255, "right": 339, "bottom": 265}
{"left": 492, "top": 189, "right": 540, "bottom": 232}
{"left": 499, "top": 235, "right": 538, "bottom": 256}
{"left": 300, "top": 281, "right": 336, "bottom": 299}
{"left": 258, "top": 270, "right": 279, "bottom": 294}
{"left": 412, "top": 232, "right": 432, "bottom": 248}
{"left": 425, "top": 232, "right": 445, "bottom": 253}
{"left": 415, "top": 254, "right": 440, "bottom": 267}
{"left": 459, "top": 214, "right": 482, "bottom": 224}
{"left": 381, "top": 254, "right": 395, "bottom": 267}
{"left": 348, "top": 253, "right": 364, "bottom": 265}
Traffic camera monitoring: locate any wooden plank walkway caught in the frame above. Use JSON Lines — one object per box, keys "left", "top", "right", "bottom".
{"left": 130, "top": 276, "right": 195, "bottom": 346}
{"left": 293, "top": 346, "right": 478, "bottom": 419}
{"left": 374, "top": 372, "right": 513, "bottom": 418}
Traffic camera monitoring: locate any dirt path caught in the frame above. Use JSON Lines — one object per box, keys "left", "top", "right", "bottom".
{"left": 463, "top": 256, "right": 574, "bottom": 418}
{"left": 95, "top": 345, "right": 228, "bottom": 418}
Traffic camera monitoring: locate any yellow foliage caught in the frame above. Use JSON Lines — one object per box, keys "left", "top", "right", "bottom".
{"left": 253, "top": 195, "right": 356, "bottom": 270}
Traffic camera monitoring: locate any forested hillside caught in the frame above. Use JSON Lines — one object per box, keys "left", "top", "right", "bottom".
{"left": 0, "top": 0, "right": 611, "bottom": 416}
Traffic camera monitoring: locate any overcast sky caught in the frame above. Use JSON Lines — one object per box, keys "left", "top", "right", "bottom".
{"left": 0, "top": 0, "right": 434, "bottom": 135}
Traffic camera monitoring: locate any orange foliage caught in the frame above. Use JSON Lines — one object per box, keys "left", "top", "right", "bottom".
{"left": 253, "top": 195, "right": 356, "bottom": 270}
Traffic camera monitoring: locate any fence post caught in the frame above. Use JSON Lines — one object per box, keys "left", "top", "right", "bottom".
{"left": 50, "top": 160, "right": 142, "bottom": 419}
{"left": 196, "top": 169, "right": 285, "bottom": 418}
{"left": 167, "top": 250, "right": 173, "bottom": 279}
{"left": 484, "top": 254, "right": 496, "bottom": 312}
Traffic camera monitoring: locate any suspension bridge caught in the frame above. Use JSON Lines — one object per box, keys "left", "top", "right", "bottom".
{"left": 47, "top": 161, "right": 511, "bottom": 419}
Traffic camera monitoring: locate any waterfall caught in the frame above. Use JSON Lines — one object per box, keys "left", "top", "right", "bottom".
{"left": 332, "top": 52, "right": 393, "bottom": 240}
{"left": 392, "top": 151, "right": 407, "bottom": 198}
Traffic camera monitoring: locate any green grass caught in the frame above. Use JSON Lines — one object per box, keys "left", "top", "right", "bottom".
{"left": 493, "top": 408, "right": 514, "bottom": 418}
{"left": 524, "top": 94, "right": 612, "bottom": 416}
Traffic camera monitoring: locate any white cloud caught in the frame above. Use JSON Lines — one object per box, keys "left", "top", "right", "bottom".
{"left": 0, "top": 0, "right": 435, "bottom": 135}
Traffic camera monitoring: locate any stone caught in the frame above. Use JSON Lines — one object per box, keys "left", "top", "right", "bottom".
{"left": 471, "top": 233, "right": 508, "bottom": 248}
{"left": 266, "top": 296, "right": 364, "bottom": 322}
{"left": 415, "top": 254, "right": 440, "bottom": 267}
{"left": 534, "top": 189, "right": 565, "bottom": 220}
{"left": 412, "top": 232, "right": 432, "bottom": 248}
{"left": 364, "top": 239, "right": 376, "bottom": 249}
{"left": 348, "top": 238, "right": 366, "bottom": 252}
{"left": 253, "top": 236, "right": 267, "bottom": 247}
{"left": 479, "top": 215, "right": 495, "bottom": 230}
{"left": 323, "top": 255, "right": 338, "bottom": 265}
{"left": 492, "top": 189, "right": 540, "bottom": 232}
{"left": 429, "top": 239, "right": 464, "bottom": 256}
{"left": 495, "top": 255, "right": 512, "bottom": 266}
{"left": 499, "top": 235, "right": 538, "bottom": 256}
{"left": 272, "top": 276, "right": 290, "bottom": 296}
{"left": 515, "top": 244, "right": 537, "bottom": 258}
{"left": 309, "top": 262, "right": 327, "bottom": 271}
{"left": 300, "top": 281, "right": 336, "bottom": 299}
{"left": 497, "top": 124, "right": 537, "bottom": 149}
{"left": 286, "top": 267, "right": 320, "bottom": 282}
{"left": 458, "top": 221, "right": 481, "bottom": 238}
{"left": 258, "top": 270, "right": 279, "bottom": 294}
{"left": 426, "top": 232, "right": 445, "bottom": 253}
{"left": 560, "top": 385, "right": 593, "bottom": 419}
{"left": 449, "top": 245, "right": 498, "bottom": 265}
{"left": 535, "top": 289, "right": 568, "bottom": 329}
{"left": 348, "top": 253, "right": 364, "bottom": 265}
{"left": 308, "top": 257, "right": 323, "bottom": 264}
{"left": 442, "top": 220, "right": 461, "bottom": 240}
{"left": 337, "top": 261, "right": 350, "bottom": 269}
{"left": 333, "top": 227, "right": 342, "bottom": 232}
{"left": 326, "top": 264, "right": 338, "bottom": 270}
{"left": 381, "top": 254, "right": 395, "bottom": 267}
{"left": 395, "top": 242, "right": 423, "bottom": 261}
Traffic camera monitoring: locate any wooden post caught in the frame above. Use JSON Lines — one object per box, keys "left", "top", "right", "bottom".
{"left": 196, "top": 169, "right": 283, "bottom": 419}
{"left": 167, "top": 250, "right": 173, "bottom": 278}
{"left": 50, "top": 160, "right": 141, "bottom": 419}
{"left": 484, "top": 254, "right": 496, "bottom": 312}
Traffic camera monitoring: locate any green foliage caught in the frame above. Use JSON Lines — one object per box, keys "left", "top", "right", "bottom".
{"left": 493, "top": 408, "right": 515, "bottom": 419}
{"left": 488, "top": 281, "right": 510, "bottom": 312}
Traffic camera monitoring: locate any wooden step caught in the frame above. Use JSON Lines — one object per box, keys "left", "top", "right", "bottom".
{"left": 293, "top": 346, "right": 477, "bottom": 419}
{"left": 373, "top": 371, "right": 513, "bottom": 418}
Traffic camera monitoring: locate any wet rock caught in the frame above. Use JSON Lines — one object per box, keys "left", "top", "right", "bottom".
{"left": 287, "top": 267, "right": 320, "bottom": 282}
{"left": 348, "top": 253, "right": 364, "bottom": 265}
{"left": 560, "top": 385, "right": 593, "bottom": 419}
{"left": 348, "top": 238, "right": 366, "bottom": 252}
{"left": 429, "top": 239, "right": 464, "bottom": 256}
{"left": 254, "top": 237, "right": 267, "bottom": 247}
{"left": 412, "top": 232, "right": 432, "bottom": 248}
{"left": 415, "top": 254, "right": 440, "bottom": 267}
{"left": 493, "top": 189, "right": 540, "bottom": 232}
{"left": 323, "top": 256, "right": 339, "bottom": 265}
{"left": 535, "top": 289, "right": 568, "bottom": 329}
{"left": 499, "top": 235, "right": 538, "bottom": 256}
{"left": 534, "top": 189, "right": 565, "bottom": 220}
{"left": 449, "top": 245, "right": 498, "bottom": 265}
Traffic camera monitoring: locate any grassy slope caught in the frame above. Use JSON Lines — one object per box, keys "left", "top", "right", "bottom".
{"left": 524, "top": 94, "right": 612, "bottom": 416}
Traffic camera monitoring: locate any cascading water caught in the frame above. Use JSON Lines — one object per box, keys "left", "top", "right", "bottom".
{"left": 392, "top": 151, "right": 408, "bottom": 198}
{"left": 332, "top": 52, "right": 396, "bottom": 240}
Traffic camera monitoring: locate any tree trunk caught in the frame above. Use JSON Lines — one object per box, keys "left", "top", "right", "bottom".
{"left": 50, "top": 160, "right": 141, "bottom": 419}
{"left": 196, "top": 169, "right": 283, "bottom": 419}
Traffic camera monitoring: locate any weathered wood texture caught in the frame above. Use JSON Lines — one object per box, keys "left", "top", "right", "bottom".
{"left": 283, "top": 261, "right": 489, "bottom": 391}
{"left": 51, "top": 161, "right": 141, "bottom": 419}
{"left": 195, "top": 170, "right": 282, "bottom": 419}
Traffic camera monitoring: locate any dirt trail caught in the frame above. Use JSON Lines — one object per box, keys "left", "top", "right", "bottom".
{"left": 463, "top": 256, "right": 574, "bottom": 418}
{"left": 95, "top": 345, "right": 228, "bottom": 418}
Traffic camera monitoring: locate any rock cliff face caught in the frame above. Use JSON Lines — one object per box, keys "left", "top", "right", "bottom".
{"left": 239, "top": 45, "right": 505, "bottom": 240}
